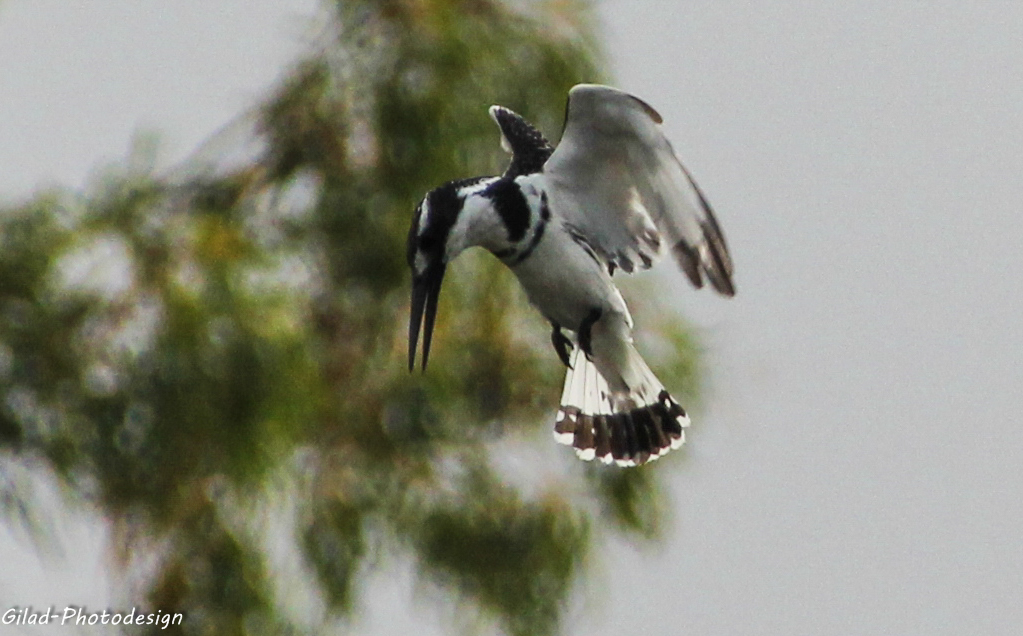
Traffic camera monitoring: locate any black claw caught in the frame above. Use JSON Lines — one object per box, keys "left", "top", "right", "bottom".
{"left": 551, "top": 323, "right": 574, "bottom": 368}
{"left": 577, "top": 308, "right": 602, "bottom": 360}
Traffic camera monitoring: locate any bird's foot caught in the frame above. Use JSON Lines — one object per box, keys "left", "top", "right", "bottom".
{"left": 551, "top": 323, "right": 574, "bottom": 368}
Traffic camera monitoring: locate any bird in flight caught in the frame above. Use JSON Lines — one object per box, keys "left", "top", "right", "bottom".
{"left": 407, "top": 84, "right": 734, "bottom": 466}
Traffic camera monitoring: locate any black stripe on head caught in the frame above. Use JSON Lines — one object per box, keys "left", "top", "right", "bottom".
{"left": 483, "top": 178, "right": 531, "bottom": 242}
{"left": 406, "top": 199, "right": 426, "bottom": 267}
{"left": 409, "top": 177, "right": 489, "bottom": 268}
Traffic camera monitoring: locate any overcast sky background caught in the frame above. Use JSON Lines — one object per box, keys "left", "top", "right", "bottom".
{"left": 3, "top": 1, "right": 1022, "bottom": 634}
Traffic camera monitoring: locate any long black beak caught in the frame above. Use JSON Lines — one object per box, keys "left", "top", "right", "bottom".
{"left": 408, "top": 264, "right": 446, "bottom": 372}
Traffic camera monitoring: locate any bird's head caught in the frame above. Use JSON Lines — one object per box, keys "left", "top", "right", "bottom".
{"left": 406, "top": 179, "right": 482, "bottom": 372}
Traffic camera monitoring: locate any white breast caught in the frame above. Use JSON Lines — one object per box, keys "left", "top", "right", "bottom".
{"left": 510, "top": 208, "right": 632, "bottom": 332}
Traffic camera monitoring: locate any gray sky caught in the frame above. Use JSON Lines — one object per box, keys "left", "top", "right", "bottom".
{"left": 598, "top": 2, "right": 1023, "bottom": 634}
{"left": 3, "top": 1, "right": 1023, "bottom": 634}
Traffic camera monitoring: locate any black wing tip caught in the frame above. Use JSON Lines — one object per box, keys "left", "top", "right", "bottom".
{"left": 701, "top": 217, "right": 736, "bottom": 296}
{"left": 672, "top": 240, "right": 705, "bottom": 289}
{"left": 628, "top": 94, "right": 663, "bottom": 124}
{"left": 673, "top": 238, "right": 736, "bottom": 297}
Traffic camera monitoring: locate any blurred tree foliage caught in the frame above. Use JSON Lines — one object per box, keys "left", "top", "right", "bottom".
{"left": 0, "top": 1, "right": 703, "bottom": 635}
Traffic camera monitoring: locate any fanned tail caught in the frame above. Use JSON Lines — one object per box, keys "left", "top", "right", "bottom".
{"left": 553, "top": 345, "right": 689, "bottom": 466}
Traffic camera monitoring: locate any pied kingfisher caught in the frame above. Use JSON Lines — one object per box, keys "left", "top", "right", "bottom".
{"left": 407, "top": 84, "right": 734, "bottom": 466}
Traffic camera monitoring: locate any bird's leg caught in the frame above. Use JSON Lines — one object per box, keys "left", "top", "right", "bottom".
{"left": 577, "top": 308, "right": 603, "bottom": 361}
{"left": 551, "top": 322, "right": 574, "bottom": 368}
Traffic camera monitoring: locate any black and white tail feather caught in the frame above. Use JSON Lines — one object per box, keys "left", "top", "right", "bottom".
{"left": 407, "top": 84, "right": 734, "bottom": 468}
{"left": 554, "top": 343, "right": 689, "bottom": 466}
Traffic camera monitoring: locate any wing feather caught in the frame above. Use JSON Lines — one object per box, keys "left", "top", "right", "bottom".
{"left": 544, "top": 84, "right": 734, "bottom": 295}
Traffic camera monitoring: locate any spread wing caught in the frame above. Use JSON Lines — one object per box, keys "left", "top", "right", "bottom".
{"left": 544, "top": 84, "right": 734, "bottom": 294}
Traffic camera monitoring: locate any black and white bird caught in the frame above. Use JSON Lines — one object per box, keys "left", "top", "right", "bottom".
{"left": 407, "top": 84, "right": 734, "bottom": 467}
